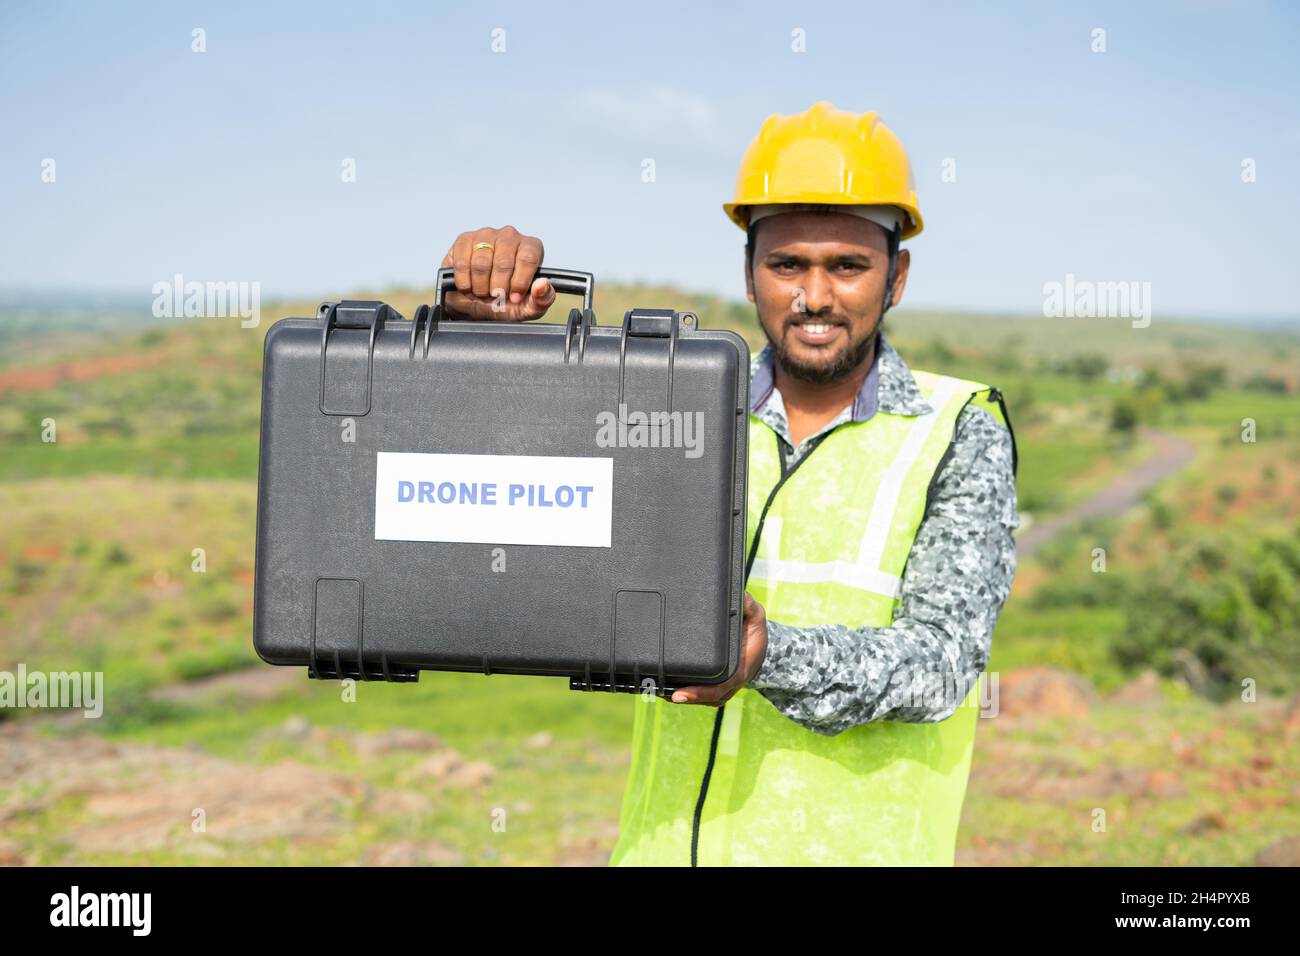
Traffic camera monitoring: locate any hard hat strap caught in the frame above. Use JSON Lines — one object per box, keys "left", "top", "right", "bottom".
{"left": 882, "top": 224, "right": 901, "bottom": 314}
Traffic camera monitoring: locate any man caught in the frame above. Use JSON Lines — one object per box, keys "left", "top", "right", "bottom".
{"left": 441, "top": 101, "right": 1019, "bottom": 866}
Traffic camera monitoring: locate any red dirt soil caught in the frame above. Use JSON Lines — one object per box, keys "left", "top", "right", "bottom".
{"left": 0, "top": 352, "right": 169, "bottom": 394}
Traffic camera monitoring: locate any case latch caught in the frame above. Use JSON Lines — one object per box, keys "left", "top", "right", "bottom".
{"left": 617, "top": 309, "right": 697, "bottom": 419}
{"left": 319, "top": 300, "right": 403, "bottom": 329}
{"left": 317, "top": 300, "right": 402, "bottom": 416}
{"left": 627, "top": 308, "right": 673, "bottom": 337}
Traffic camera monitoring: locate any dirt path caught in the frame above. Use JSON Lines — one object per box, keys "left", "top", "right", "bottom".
{"left": 151, "top": 666, "right": 303, "bottom": 706}
{"left": 1016, "top": 426, "right": 1196, "bottom": 560}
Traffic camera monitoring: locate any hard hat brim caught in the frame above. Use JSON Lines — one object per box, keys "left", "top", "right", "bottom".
{"left": 725, "top": 200, "right": 923, "bottom": 240}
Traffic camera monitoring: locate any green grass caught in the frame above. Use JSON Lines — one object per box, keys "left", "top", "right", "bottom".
{"left": 0, "top": 435, "right": 259, "bottom": 481}
{"left": 112, "top": 670, "right": 634, "bottom": 754}
{"left": 989, "top": 606, "right": 1129, "bottom": 691}
{"left": 1163, "top": 390, "right": 1297, "bottom": 431}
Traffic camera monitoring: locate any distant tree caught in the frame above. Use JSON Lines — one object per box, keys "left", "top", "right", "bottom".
{"left": 1133, "top": 384, "right": 1166, "bottom": 421}
{"left": 1243, "top": 371, "right": 1288, "bottom": 394}
{"left": 1065, "top": 353, "right": 1109, "bottom": 381}
{"left": 1137, "top": 366, "right": 1164, "bottom": 390}
{"left": 1178, "top": 359, "right": 1227, "bottom": 400}
{"left": 1109, "top": 395, "right": 1139, "bottom": 434}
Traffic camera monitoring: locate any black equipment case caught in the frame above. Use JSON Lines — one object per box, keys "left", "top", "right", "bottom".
{"left": 253, "top": 268, "right": 749, "bottom": 696}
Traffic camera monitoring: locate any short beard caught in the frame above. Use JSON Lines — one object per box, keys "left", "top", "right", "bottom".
{"left": 766, "top": 321, "right": 879, "bottom": 385}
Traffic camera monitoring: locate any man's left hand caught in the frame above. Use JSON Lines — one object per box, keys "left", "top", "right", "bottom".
{"left": 671, "top": 593, "right": 768, "bottom": 705}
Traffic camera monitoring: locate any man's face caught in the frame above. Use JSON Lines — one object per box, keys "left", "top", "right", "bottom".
{"left": 745, "top": 211, "right": 908, "bottom": 384}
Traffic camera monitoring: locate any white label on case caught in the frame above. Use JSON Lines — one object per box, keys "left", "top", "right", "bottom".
{"left": 374, "top": 452, "right": 613, "bottom": 548}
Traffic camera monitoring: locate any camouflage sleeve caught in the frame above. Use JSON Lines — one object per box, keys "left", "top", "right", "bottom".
{"left": 747, "top": 404, "right": 1019, "bottom": 736}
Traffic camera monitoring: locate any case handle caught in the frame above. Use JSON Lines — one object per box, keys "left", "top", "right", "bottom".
{"left": 432, "top": 266, "right": 594, "bottom": 314}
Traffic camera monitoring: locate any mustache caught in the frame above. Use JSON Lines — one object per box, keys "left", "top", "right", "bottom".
{"left": 782, "top": 313, "right": 849, "bottom": 329}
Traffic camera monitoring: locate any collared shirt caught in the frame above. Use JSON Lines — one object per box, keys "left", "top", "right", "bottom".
{"left": 745, "top": 334, "right": 1020, "bottom": 735}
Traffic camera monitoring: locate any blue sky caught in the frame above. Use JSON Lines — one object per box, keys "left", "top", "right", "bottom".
{"left": 1, "top": 0, "right": 1297, "bottom": 320}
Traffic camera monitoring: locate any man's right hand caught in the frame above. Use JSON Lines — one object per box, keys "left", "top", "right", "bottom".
{"left": 440, "top": 225, "right": 556, "bottom": 321}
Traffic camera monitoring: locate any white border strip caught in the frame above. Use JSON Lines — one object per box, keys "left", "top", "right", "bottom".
{"left": 855, "top": 377, "right": 962, "bottom": 572}
{"left": 749, "top": 557, "right": 902, "bottom": 600}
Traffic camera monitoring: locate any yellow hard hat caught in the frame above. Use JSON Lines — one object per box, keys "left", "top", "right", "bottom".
{"left": 723, "top": 101, "right": 923, "bottom": 240}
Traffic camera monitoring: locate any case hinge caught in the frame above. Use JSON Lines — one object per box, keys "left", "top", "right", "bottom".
{"left": 568, "top": 673, "right": 679, "bottom": 697}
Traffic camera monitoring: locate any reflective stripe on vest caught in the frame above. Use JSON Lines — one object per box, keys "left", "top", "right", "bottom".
{"left": 609, "top": 368, "right": 1010, "bottom": 866}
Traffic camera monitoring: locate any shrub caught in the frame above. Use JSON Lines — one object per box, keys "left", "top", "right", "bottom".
{"left": 1112, "top": 526, "right": 1300, "bottom": 699}
{"left": 1149, "top": 499, "right": 1174, "bottom": 531}
{"left": 1242, "top": 371, "right": 1288, "bottom": 394}
{"left": 1109, "top": 396, "right": 1139, "bottom": 434}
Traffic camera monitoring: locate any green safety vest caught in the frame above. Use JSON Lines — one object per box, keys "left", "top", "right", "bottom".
{"left": 609, "top": 367, "right": 1014, "bottom": 866}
